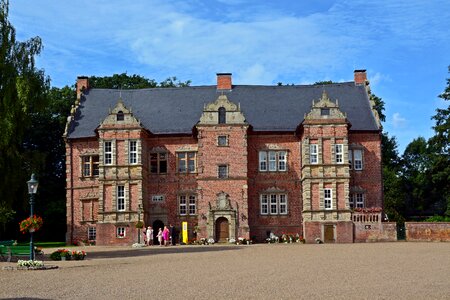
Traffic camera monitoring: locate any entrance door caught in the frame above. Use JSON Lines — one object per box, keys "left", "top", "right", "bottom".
{"left": 324, "top": 225, "right": 335, "bottom": 243}
{"left": 215, "top": 217, "right": 229, "bottom": 242}
{"left": 152, "top": 220, "right": 164, "bottom": 244}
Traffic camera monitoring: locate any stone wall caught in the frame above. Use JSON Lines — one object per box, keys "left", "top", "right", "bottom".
{"left": 354, "top": 222, "right": 397, "bottom": 242}
{"left": 405, "top": 222, "right": 450, "bottom": 242}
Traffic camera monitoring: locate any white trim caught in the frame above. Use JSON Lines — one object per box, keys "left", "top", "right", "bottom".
{"left": 310, "top": 144, "right": 318, "bottom": 164}
{"left": 324, "top": 188, "right": 332, "bottom": 210}
{"left": 117, "top": 185, "right": 125, "bottom": 211}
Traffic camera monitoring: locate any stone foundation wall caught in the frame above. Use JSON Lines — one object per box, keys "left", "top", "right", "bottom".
{"left": 405, "top": 222, "right": 450, "bottom": 242}
{"left": 354, "top": 222, "right": 397, "bottom": 242}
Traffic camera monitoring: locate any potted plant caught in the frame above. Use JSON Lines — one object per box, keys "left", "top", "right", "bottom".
{"left": 59, "top": 249, "right": 71, "bottom": 261}
{"left": 19, "top": 215, "right": 43, "bottom": 234}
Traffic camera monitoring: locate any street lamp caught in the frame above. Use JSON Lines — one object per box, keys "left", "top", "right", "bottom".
{"left": 27, "top": 174, "right": 39, "bottom": 260}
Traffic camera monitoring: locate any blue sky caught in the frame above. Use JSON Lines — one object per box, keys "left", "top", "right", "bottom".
{"left": 9, "top": 0, "right": 450, "bottom": 153}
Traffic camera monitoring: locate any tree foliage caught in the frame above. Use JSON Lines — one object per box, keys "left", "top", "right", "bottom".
{"left": 0, "top": 0, "right": 49, "bottom": 239}
{"left": 88, "top": 73, "right": 191, "bottom": 89}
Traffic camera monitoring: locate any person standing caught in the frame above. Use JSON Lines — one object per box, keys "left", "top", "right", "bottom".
{"left": 163, "top": 226, "right": 170, "bottom": 246}
{"left": 146, "top": 226, "right": 153, "bottom": 246}
{"left": 157, "top": 228, "right": 163, "bottom": 246}
{"left": 169, "top": 224, "right": 175, "bottom": 245}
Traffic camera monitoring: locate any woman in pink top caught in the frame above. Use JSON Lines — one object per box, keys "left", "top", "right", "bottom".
{"left": 163, "top": 226, "right": 170, "bottom": 246}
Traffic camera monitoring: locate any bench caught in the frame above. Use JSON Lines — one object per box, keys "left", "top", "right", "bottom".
{"left": 3, "top": 245, "right": 44, "bottom": 262}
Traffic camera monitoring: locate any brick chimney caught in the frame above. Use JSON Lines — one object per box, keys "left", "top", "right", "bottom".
{"left": 354, "top": 70, "right": 367, "bottom": 85}
{"left": 76, "top": 76, "right": 89, "bottom": 99}
{"left": 217, "top": 73, "right": 232, "bottom": 90}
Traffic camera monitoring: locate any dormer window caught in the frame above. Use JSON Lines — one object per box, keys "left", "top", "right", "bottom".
{"left": 321, "top": 108, "right": 330, "bottom": 116}
{"left": 117, "top": 111, "right": 124, "bottom": 121}
{"left": 218, "top": 107, "right": 226, "bottom": 124}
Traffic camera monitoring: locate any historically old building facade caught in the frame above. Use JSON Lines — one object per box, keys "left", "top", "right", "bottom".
{"left": 64, "top": 70, "right": 385, "bottom": 245}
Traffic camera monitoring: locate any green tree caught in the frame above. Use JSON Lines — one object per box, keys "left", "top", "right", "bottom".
{"left": 0, "top": 0, "right": 49, "bottom": 238}
{"left": 88, "top": 73, "right": 191, "bottom": 89}
{"left": 428, "top": 66, "right": 450, "bottom": 215}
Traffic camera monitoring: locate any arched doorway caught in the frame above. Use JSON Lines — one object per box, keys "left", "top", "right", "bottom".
{"left": 152, "top": 220, "right": 164, "bottom": 245}
{"left": 215, "top": 217, "right": 229, "bottom": 242}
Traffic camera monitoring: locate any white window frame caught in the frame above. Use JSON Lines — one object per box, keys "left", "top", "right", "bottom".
{"left": 259, "top": 150, "right": 287, "bottom": 172}
{"left": 260, "top": 194, "right": 288, "bottom": 215}
{"left": 116, "top": 227, "right": 126, "bottom": 238}
{"left": 152, "top": 195, "right": 165, "bottom": 202}
{"left": 353, "top": 149, "right": 363, "bottom": 170}
{"left": 335, "top": 144, "right": 343, "bottom": 164}
{"left": 88, "top": 227, "right": 96, "bottom": 241}
{"left": 179, "top": 194, "right": 196, "bottom": 216}
{"left": 104, "top": 141, "right": 113, "bottom": 165}
{"left": 355, "top": 193, "right": 364, "bottom": 208}
{"left": 324, "top": 188, "right": 332, "bottom": 210}
{"left": 310, "top": 144, "right": 318, "bottom": 164}
{"left": 117, "top": 185, "right": 125, "bottom": 211}
{"left": 129, "top": 140, "right": 138, "bottom": 164}
{"left": 348, "top": 150, "right": 353, "bottom": 170}
{"left": 259, "top": 152, "right": 267, "bottom": 171}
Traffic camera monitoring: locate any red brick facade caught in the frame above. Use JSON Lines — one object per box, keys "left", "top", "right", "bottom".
{"left": 65, "top": 72, "right": 385, "bottom": 245}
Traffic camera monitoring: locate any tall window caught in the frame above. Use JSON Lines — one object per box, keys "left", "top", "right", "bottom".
{"left": 335, "top": 144, "right": 343, "bottom": 164}
{"left": 349, "top": 149, "right": 363, "bottom": 170}
{"left": 104, "top": 141, "right": 113, "bottom": 165}
{"left": 177, "top": 152, "right": 196, "bottom": 174}
{"left": 324, "top": 188, "right": 332, "bottom": 210}
{"left": 117, "top": 185, "right": 125, "bottom": 211}
{"left": 218, "top": 165, "right": 228, "bottom": 179}
{"left": 88, "top": 227, "right": 96, "bottom": 241}
{"left": 82, "top": 155, "right": 99, "bottom": 177}
{"left": 129, "top": 140, "right": 138, "bottom": 164}
{"left": 350, "top": 193, "right": 364, "bottom": 209}
{"left": 179, "top": 194, "right": 196, "bottom": 215}
{"left": 150, "top": 152, "right": 167, "bottom": 174}
{"left": 310, "top": 144, "right": 318, "bottom": 164}
{"left": 218, "top": 107, "right": 226, "bottom": 124}
{"left": 260, "top": 194, "right": 288, "bottom": 215}
{"left": 259, "top": 150, "right": 287, "bottom": 172}
{"left": 116, "top": 111, "right": 124, "bottom": 121}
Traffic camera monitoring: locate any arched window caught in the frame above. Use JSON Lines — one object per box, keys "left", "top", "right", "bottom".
{"left": 218, "top": 107, "right": 226, "bottom": 124}
{"left": 117, "top": 111, "right": 124, "bottom": 121}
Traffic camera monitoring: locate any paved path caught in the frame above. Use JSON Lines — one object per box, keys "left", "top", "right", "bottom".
{"left": 1, "top": 242, "right": 449, "bottom": 299}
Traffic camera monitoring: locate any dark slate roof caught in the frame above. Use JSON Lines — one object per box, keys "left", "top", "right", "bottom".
{"left": 67, "top": 82, "right": 379, "bottom": 139}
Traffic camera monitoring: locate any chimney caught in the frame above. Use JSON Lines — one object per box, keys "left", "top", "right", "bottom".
{"left": 354, "top": 70, "right": 367, "bottom": 85}
{"left": 76, "top": 76, "right": 89, "bottom": 99}
{"left": 217, "top": 73, "right": 232, "bottom": 90}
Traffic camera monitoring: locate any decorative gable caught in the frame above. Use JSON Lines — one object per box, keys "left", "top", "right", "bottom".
{"left": 304, "top": 91, "right": 347, "bottom": 121}
{"left": 198, "top": 95, "right": 246, "bottom": 125}
{"left": 98, "top": 98, "right": 142, "bottom": 130}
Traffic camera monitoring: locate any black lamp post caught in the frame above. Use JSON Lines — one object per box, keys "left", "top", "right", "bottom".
{"left": 27, "top": 174, "right": 39, "bottom": 261}
{"left": 137, "top": 204, "right": 142, "bottom": 244}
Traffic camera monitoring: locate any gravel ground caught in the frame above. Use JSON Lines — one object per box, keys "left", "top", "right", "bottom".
{"left": 1, "top": 242, "right": 449, "bottom": 300}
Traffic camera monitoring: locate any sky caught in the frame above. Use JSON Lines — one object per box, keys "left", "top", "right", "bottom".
{"left": 8, "top": 0, "right": 450, "bottom": 153}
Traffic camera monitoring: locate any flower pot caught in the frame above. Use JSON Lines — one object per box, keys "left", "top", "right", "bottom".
{"left": 61, "top": 256, "right": 66, "bottom": 261}
{"left": 29, "top": 228, "right": 35, "bottom": 233}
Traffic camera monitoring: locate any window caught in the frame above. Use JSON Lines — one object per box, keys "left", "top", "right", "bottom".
{"left": 259, "top": 150, "right": 287, "bottom": 172}
{"left": 260, "top": 194, "right": 288, "bottom": 215}
{"left": 310, "top": 144, "right": 318, "bottom": 164}
{"left": 179, "top": 194, "right": 196, "bottom": 215}
{"left": 350, "top": 193, "right": 364, "bottom": 209}
{"left": 177, "top": 152, "right": 196, "bottom": 174}
{"left": 104, "top": 141, "right": 113, "bottom": 165}
{"left": 129, "top": 140, "right": 138, "bottom": 164}
{"left": 117, "top": 185, "right": 125, "bottom": 211}
{"left": 117, "top": 111, "right": 124, "bottom": 121}
{"left": 218, "top": 165, "right": 228, "bottom": 179}
{"left": 152, "top": 195, "right": 165, "bottom": 202}
{"left": 150, "top": 152, "right": 167, "bottom": 174}
{"left": 82, "top": 155, "right": 99, "bottom": 177}
{"left": 218, "top": 107, "right": 226, "bottom": 124}
{"left": 88, "top": 227, "right": 96, "bottom": 241}
{"left": 349, "top": 149, "right": 363, "bottom": 170}
{"left": 116, "top": 227, "right": 126, "bottom": 238}
{"left": 218, "top": 135, "right": 228, "bottom": 146}
{"left": 324, "top": 188, "right": 332, "bottom": 210}
{"left": 335, "top": 144, "right": 343, "bottom": 164}
{"left": 321, "top": 108, "right": 330, "bottom": 116}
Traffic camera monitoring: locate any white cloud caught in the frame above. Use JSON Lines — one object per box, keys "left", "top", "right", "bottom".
{"left": 392, "top": 113, "right": 407, "bottom": 128}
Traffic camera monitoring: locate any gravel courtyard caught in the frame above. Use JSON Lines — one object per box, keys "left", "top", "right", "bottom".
{"left": 1, "top": 242, "right": 449, "bottom": 299}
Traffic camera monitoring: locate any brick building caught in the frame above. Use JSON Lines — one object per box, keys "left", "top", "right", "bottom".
{"left": 64, "top": 70, "right": 384, "bottom": 245}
